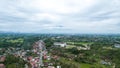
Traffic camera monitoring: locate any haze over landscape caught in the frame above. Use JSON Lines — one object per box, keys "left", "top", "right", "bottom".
{"left": 1, "top": 1, "right": 120, "bottom": 68}
{"left": 0, "top": 0, "right": 120, "bottom": 33}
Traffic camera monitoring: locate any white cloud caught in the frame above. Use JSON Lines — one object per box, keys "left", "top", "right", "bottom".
{"left": 0, "top": 0, "right": 120, "bottom": 33}
{"left": 15, "top": 0, "right": 97, "bottom": 14}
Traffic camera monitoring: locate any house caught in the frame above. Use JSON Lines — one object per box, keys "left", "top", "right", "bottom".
{"left": 0, "top": 64, "right": 5, "bottom": 68}
{"left": 54, "top": 42, "right": 67, "bottom": 47}
{"left": 114, "top": 44, "right": 120, "bottom": 48}
{"left": 0, "top": 56, "right": 5, "bottom": 62}
{"left": 48, "top": 66, "right": 55, "bottom": 68}
{"left": 57, "top": 66, "right": 61, "bottom": 68}
{"left": 101, "top": 60, "right": 111, "bottom": 65}
{"left": 52, "top": 55, "right": 59, "bottom": 60}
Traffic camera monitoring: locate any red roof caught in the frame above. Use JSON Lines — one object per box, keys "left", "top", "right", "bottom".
{"left": 0, "top": 64, "right": 5, "bottom": 68}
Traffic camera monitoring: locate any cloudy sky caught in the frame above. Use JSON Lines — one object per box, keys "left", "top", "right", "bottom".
{"left": 0, "top": 0, "right": 120, "bottom": 34}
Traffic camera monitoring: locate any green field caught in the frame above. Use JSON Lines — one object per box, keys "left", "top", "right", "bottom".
{"left": 59, "top": 57, "right": 109, "bottom": 68}
{"left": 67, "top": 42, "right": 93, "bottom": 45}
{"left": 80, "top": 63, "right": 109, "bottom": 68}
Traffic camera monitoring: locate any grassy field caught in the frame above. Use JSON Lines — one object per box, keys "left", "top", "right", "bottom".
{"left": 80, "top": 63, "right": 91, "bottom": 68}
{"left": 80, "top": 63, "right": 109, "bottom": 68}
{"left": 59, "top": 57, "right": 109, "bottom": 68}
{"left": 67, "top": 42, "right": 93, "bottom": 45}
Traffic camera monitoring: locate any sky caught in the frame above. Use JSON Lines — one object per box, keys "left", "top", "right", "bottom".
{"left": 0, "top": 0, "right": 120, "bottom": 34}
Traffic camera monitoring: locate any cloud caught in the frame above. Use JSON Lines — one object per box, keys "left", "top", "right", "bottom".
{"left": 0, "top": 0, "right": 120, "bottom": 33}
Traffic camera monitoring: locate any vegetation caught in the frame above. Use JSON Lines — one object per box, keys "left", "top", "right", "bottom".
{"left": 3, "top": 54, "right": 27, "bottom": 68}
{"left": 0, "top": 33, "right": 120, "bottom": 68}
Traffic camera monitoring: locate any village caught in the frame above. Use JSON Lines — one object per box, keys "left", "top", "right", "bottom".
{"left": 0, "top": 40, "right": 60, "bottom": 68}
{"left": 0, "top": 34, "right": 120, "bottom": 68}
{"left": 0, "top": 38, "right": 93, "bottom": 68}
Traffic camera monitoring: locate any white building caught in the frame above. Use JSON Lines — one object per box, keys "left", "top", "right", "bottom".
{"left": 114, "top": 44, "right": 120, "bottom": 48}
{"left": 57, "top": 66, "right": 61, "bottom": 68}
{"left": 54, "top": 42, "right": 67, "bottom": 47}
